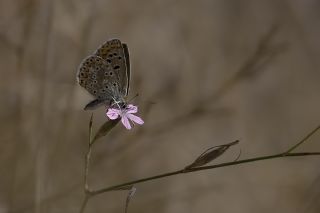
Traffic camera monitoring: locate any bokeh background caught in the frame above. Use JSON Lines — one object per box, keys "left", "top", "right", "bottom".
{"left": 1, "top": 0, "right": 320, "bottom": 212}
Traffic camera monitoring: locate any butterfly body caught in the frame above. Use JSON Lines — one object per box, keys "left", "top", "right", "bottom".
{"left": 77, "top": 39, "right": 130, "bottom": 110}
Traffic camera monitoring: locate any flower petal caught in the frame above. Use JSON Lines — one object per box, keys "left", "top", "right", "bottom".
{"left": 106, "top": 108, "right": 120, "bottom": 120}
{"left": 126, "top": 104, "right": 138, "bottom": 113}
{"left": 121, "top": 115, "right": 132, "bottom": 129}
{"left": 126, "top": 113, "right": 144, "bottom": 125}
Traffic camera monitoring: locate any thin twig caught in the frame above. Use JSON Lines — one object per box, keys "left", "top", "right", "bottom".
{"left": 86, "top": 124, "right": 320, "bottom": 197}
{"left": 84, "top": 114, "right": 94, "bottom": 192}
{"left": 285, "top": 124, "right": 320, "bottom": 154}
{"left": 79, "top": 195, "right": 90, "bottom": 213}
{"left": 79, "top": 116, "right": 319, "bottom": 213}
{"left": 84, "top": 146, "right": 92, "bottom": 193}
{"left": 90, "top": 152, "right": 320, "bottom": 196}
{"left": 79, "top": 115, "right": 94, "bottom": 213}
{"left": 79, "top": 113, "right": 319, "bottom": 213}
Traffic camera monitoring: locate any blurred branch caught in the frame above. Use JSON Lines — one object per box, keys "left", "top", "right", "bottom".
{"left": 150, "top": 24, "right": 287, "bottom": 135}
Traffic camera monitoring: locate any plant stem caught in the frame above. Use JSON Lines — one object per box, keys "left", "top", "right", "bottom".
{"left": 79, "top": 195, "right": 90, "bottom": 213}
{"left": 80, "top": 121, "right": 320, "bottom": 212}
{"left": 84, "top": 145, "right": 92, "bottom": 192}
{"left": 84, "top": 114, "right": 94, "bottom": 192}
{"left": 285, "top": 124, "right": 320, "bottom": 154}
{"left": 87, "top": 124, "right": 320, "bottom": 196}
{"left": 79, "top": 115, "right": 94, "bottom": 213}
{"left": 90, "top": 151, "right": 320, "bottom": 196}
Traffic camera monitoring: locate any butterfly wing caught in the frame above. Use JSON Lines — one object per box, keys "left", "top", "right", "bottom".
{"left": 122, "top": 43, "right": 130, "bottom": 95}
{"left": 94, "top": 39, "right": 130, "bottom": 96}
{"left": 77, "top": 55, "right": 120, "bottom": 109}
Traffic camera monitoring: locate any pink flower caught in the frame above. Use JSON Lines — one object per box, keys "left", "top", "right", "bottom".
{"left": 106, "top": 104, "right": 144, "bottom": 130}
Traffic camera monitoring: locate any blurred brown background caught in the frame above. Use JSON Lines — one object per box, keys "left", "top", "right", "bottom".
{"left": 1, "top": 0, "right": 320, "bottom": 212}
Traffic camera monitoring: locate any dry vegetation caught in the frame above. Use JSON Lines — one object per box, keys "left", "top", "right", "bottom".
{"left": 1, "top": 0, "right": 320, "bottom": 213}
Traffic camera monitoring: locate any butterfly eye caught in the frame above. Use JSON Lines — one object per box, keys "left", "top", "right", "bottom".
{"left": 105, "top": 86, "right": 109, "bottom": 89}
{"left": 118, "top": 56, "right": 122, "bottom": 60}
{"left": 93, "top": 80, "right": 98, "bottom": 84}
{"left": 93, "top": 90, "right": 97, "bottom": 94}
{"left": 113, "top": 83, "right": 116, "bottom": 87}
{"left": 109, "top": 72, "right": 113, "bottom": 76}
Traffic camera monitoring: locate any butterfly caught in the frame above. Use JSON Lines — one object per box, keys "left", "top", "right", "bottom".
{"left": 76, "top": 39, "right": 130, "bottom": 110}
{"left": 77, "top": 39, "right": 144, "bottom": 129}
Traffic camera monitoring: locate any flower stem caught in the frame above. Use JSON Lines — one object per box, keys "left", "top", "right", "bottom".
{"left": 90, "top": 151, "right": 320, "bottom": 196}
{"left": 80, "top": 120, "right": 320, "bottom": 212}
{"left": 79, "top": 194, "right": 90, "bottom": 213}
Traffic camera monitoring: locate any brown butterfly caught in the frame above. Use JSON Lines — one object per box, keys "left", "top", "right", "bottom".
{"left": 77, "top": 39, "right": 130, "bottom": 110}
